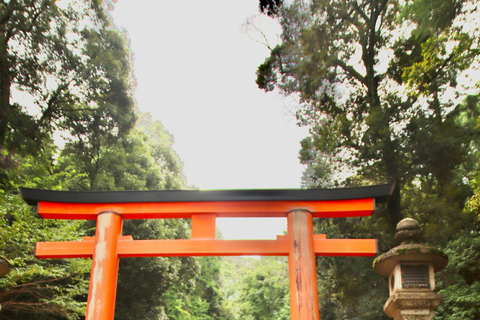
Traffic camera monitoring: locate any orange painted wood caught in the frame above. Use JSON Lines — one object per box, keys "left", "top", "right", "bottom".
{"left": 85, "top": 213, "right": 123, "bottom": 320}
{"left": 315, "top": 238, "right": 377, "bottom": 256}
{"left": 37, "top": 198, "right": 374, "bottom": 220}
{"left": 191, "top": 213, "right": 216, "bottom": 239}
{"left": 34, "top": 236, "right": 377, "bottom": 258}
{"left": 118, "top": 238, "right": 289, "bottom": 257}
{"left": 287, "top": 210, "right": 320, "bottom": 320}
{"left": 82, "top": 235, "right": 133, "bottom": 241}
{"left": 35, "top": 240, "right": 94, "bottom": 258}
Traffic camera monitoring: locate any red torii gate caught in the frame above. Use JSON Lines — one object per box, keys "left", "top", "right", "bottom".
{"left": 20, "top": 184, "right": 393, "bottom": 320}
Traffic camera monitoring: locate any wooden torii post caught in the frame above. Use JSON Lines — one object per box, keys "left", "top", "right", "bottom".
{"left": 20, "top": 184, "right": 393, "bottom": 320}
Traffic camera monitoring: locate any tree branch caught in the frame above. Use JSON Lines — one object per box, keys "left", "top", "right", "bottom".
{"left": 333, "top": 59, "right": 366, "bottom": 85}
{"left": 351, "top": 0, "right": 370, "bottom": 23}
{"left": 241, "top": 17, "right": 278, "bottom": 51}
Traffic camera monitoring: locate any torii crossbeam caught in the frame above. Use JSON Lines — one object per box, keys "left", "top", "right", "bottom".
{"left": 20, "top": 184, "right": 394, "bottom": 320}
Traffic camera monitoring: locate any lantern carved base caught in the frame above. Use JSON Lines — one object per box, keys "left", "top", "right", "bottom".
{"left": 384, "top": 292, "right": 443, "bottom": 320}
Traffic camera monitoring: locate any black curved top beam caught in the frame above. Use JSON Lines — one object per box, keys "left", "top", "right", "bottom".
{"left": 19, "top": 184, "right": 395, "bottom": 206}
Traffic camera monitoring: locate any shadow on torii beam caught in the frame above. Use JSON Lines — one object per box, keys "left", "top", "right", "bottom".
{"left": 20, "top": 183, "right": 394, "bottom": 320}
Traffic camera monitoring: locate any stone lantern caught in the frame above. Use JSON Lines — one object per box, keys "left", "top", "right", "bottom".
{"left": 373, "top": 218, "right": 448, "bottom": 320}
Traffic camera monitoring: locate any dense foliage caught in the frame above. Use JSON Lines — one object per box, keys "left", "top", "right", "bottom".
{"left": 0, "top": 0, "right": 135, "bottom": 186}
{"left": 256, "top": 0, "right": 480, "bottom": 318}
{"left": 218, "top": 256, "right": 290, "bottom": 320}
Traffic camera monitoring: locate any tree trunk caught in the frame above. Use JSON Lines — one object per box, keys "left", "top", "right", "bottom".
{"left": 0, "top": 23, "right": 10, "bottom": 149}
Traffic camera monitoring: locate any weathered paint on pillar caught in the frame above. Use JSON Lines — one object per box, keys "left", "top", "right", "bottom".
{"left": 86, "top": 212, "right": 123, "bottom": 320}
{"left": 287, "top": 210, "right": 320, "bottom": 320}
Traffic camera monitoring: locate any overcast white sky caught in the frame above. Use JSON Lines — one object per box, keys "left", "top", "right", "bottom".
{"left": 110, "top": 0, "right": 309, "bottom": 239}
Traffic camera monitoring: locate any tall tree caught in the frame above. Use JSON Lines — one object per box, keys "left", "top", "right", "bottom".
{"left": 0, "top": 0, "right": 135, "bottom": 188}
{"left": 256, "top": 0, "right": 480, "bottom": 318}
{"left": 257, "top": 0, "right": 479, "bottom": 230}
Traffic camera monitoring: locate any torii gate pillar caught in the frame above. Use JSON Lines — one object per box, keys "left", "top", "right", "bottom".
{"left": 86, "top": 212, "right": 123, "bottom": 320}
{"left": 288, "top": 210, "right": 320, "bottom": 320}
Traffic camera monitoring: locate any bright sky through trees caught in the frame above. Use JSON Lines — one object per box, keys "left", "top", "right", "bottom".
{"left": 110, "top": 0, "right": 308, "bottom": 239}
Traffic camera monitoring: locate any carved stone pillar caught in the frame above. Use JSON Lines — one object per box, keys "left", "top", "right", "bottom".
{"left": 384, "top": 292, "right": 443, "bottom": 320}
